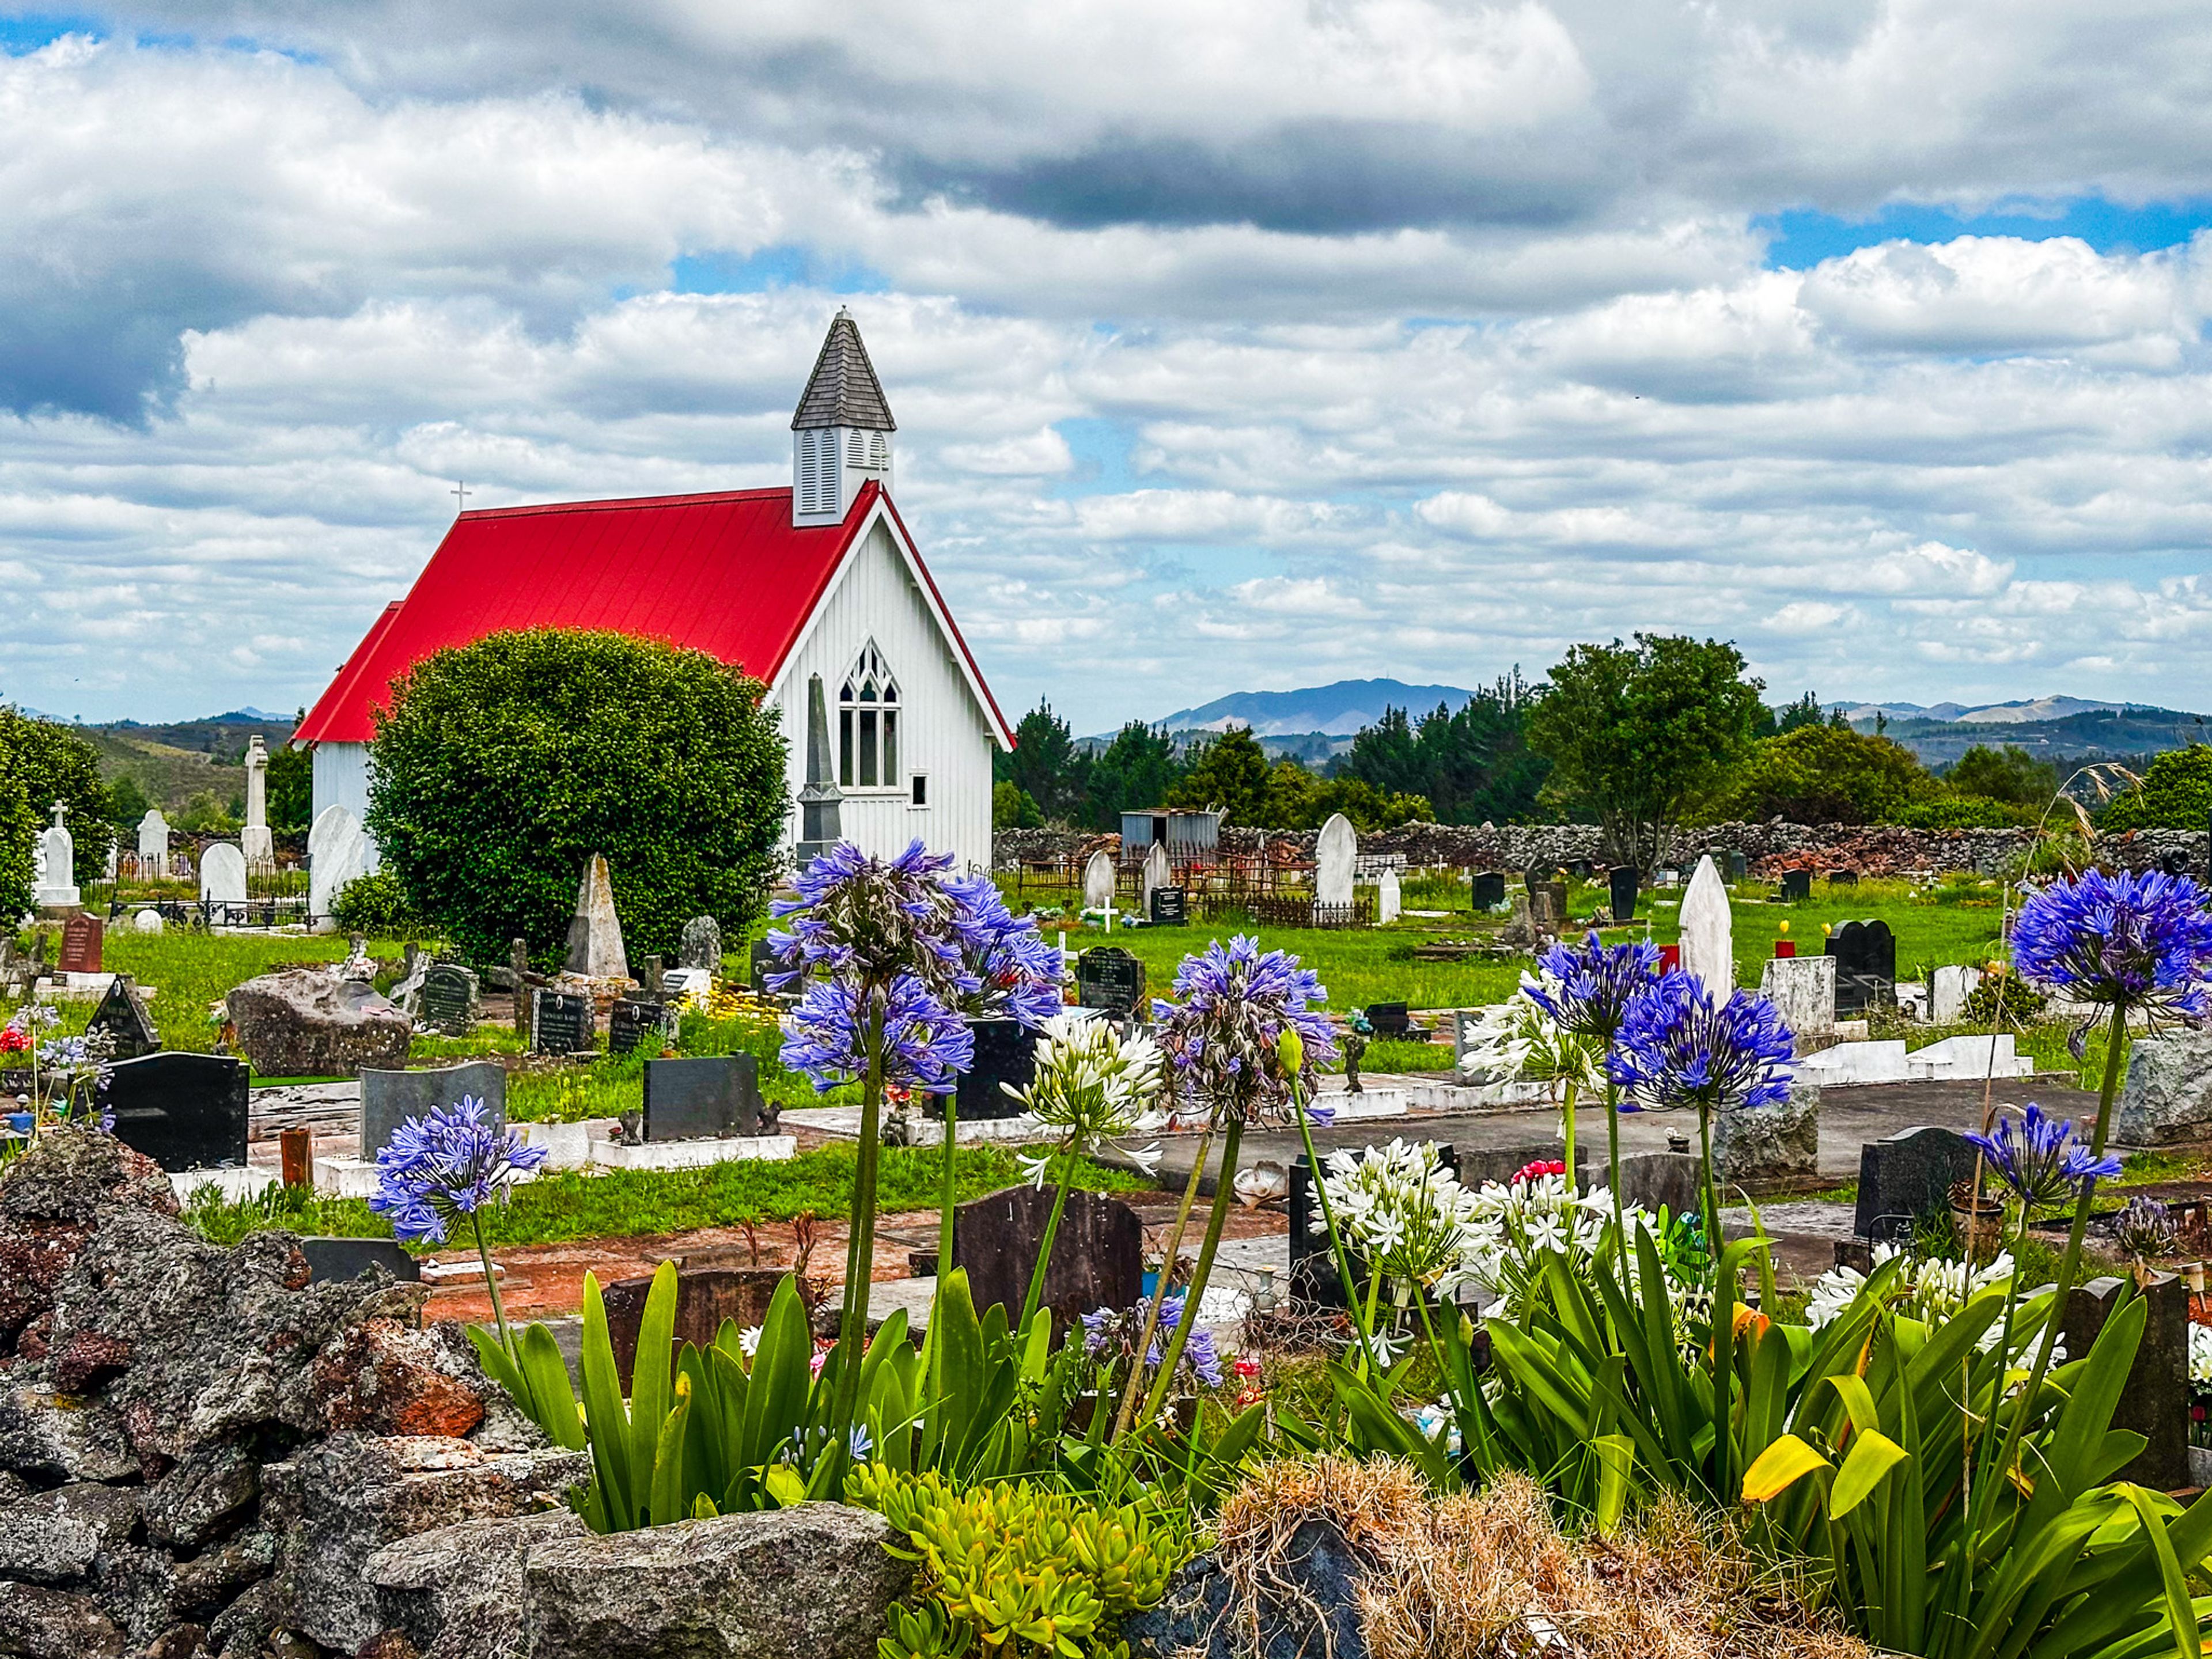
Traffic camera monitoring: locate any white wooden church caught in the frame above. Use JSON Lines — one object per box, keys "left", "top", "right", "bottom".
{"left": 294, "top": 310, "right": 1012, "bottom": 879}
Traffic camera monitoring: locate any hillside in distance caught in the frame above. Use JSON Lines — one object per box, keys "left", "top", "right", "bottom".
{"left": 1849, "top": 703, "right": 2207, "bottom": 769}
{"left": 1148, "top": 678, "right": 1478, "bottom": 738}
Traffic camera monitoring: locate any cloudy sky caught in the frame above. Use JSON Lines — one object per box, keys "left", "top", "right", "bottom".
{"left": 2, "top": 1, "right": 2211, "bottom": 732}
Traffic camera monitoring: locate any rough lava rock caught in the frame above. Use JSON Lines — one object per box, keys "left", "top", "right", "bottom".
{"left": 2115, "top": 1024, "right": 2212, "bottom": 1146}
{"left": 368, "top": 1509, "right": 589, "bottom": 1659}
{"left": 0, "top": 1580, "right": 126, "bottom": 1659}
{"left": 523, "top": 1504, "right": 914, "bottom": 1659}
{"left": 0, "top": 1483, "right": 142, "bottom": 1584}
{"left": 0, "top": 1129, "right": 176, "bottom": 1355}
{"left": 226, "top": 967, "right": 412, "bottom": 1077}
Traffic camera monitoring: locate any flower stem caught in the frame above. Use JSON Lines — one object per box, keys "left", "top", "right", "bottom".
{"left": 831, "top": 990, "right": 887, "bottom": 1439}
{"left": 937, "top": 1076, "right": 960, "bottom": 1286}
{"left": 1605, "top": 1078, "right": 1625, "bottom": 1263}
{"left": 1560, "top": 1075, "right": 1578, "bottom": 1191}
{"left": 1145, "top": 1116, "right": 1243, "bottom": 1423}
{"left": 472, "top": 1211, "right": 513, "bottom": 1359}
{"left": 1699, "top": 1100, "right": 1732, "bottom": 1501}
{"left": 1112, "top": 1124, "right": 1213, "bottom": 1441}
{"left": 1019, "top": 1149, "right": 1074, "bottom": 1332}
{"left": 1291, "top": 1096, "right": 1381, "bottom": 1375}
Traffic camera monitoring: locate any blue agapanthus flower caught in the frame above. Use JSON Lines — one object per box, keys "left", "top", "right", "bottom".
{"left": 369, "top": 1096, "right": 548, "bottom": 1247}
{"left": 1154, "top": 935, "right": 1337, "bottom": 1125}
{"left": 1964, "top": 1101, "right": 2123, "bottom": 1213}
{"left": 1526, "top": 931, "right": 1662, "bottom": 1041}
{"left": 2012, "top": 868, "right": 2212, "bottom": 1020}
{"left": 778, "top": 971, "right": 977, "bottom": 1094}
{"left": 942, "top": 872, "right": 1065, "bottom": 1028}
{"left": 1609, "top": 973, "right": 1794, "bottom": 1115}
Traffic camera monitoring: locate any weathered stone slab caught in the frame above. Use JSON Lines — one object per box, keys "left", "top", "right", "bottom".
{"left": 1712, "top": 1083, "right": 1819, "bottom": 1185}
{"left": 228, "top": 969, "right": 410, "bottom": 1077}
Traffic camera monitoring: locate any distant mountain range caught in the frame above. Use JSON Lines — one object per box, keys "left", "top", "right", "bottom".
{"left": 1146, "top": 679, "right": 1478, "bottom": 738}
{"left": 1835, "top": 696, "right": 2143, "bottom": 725}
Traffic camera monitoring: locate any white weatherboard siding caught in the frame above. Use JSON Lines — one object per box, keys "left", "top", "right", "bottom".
{"left": 307, "top": 740, "right": 382, "bottom": 876}
{"left": 772, "top": 514, "right": 997, "bottom": 872}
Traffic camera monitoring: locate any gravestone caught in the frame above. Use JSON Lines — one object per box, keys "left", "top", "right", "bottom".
{"left": 359, "top": 1061, "right": 507, "bottom": 1161}
{"left": 1713, "top": 1082, "right": 1819, "bottom": 1184}
{"left": 1758, "top": 954, "right": 1836, "bottom": 1049}
{"left": 32, "top": 801, "right": 77, "bottom": 908}
{"left": 1617, "top": 1151, "right": 1702, "bottom": 1219}
{"left": 130, "top": 908, "right": 163, "bottom": 934}
{"left": 1527, "top": 878, "right": 1567, "bottom": 935}
{"left": 609, "top": 995, "right": 673, "bottom": 1057}
{"left": 1608, "top": 866, "right": 1638, "bottom": 923}
{"left": 603, "top": 1267, "right": 788, "bottom": 1388}
{"left": 563, "top": 853, "right": 628, "bottom": 980}
{"left": 199, "top": 842, "right": 248, "bottom": 904}
{"left": 1678, "top": 854, "right": 1733, "bottom": 991}
{"left": 1082, "top": 850, "right": 1116, "bottom": 911}
{"left": 1854, "top": 1125, "right": 1980, "bottom": 1243}
{"left": 1148, "top": 885, "right": 1187, "bottom": 926}
{"left": 241, "top": 734, "right": 273, "bottom": 861}
{"left": 1828, "top": 870, "right": 1859, "bottom": 888}
{"left": 228, "top": 968, "right": 409, "bottom": 1075}
{"left": 1365, "top": 1002, "right": 1410, "bottom": 1039}
{"left": 1725, "top": 850, "right": 1748, "bottom": 881}
{"left": 1825, "top": 918, "right": 1896, "bottom": 1018}
{"left": 1471, "top": 871, "right": 1506, "bottom": 911}
{"left": 106, "top": 1052, "right": 248, "bottom": 1172}
{"left": 934, "top": 1018, "right": 1037, "bottom": 1122}
{"left": 951, "top": 1183, "right": 1142, "bottom": 1342}
{"left": 1778, "top": 869, "right": 1812, "bottom": 903}
{"left": 2115, "top": 1025, "right": 2212, "bottom": 1145}
{"left": 1499, "top": 894, "right": 1537, "bottom": 949}
{"left": 1377, "top": 868, "right": 1401, "bottom": 925}
{"left": 418, "top": 963, "right": 480, "bottom": 1036}
{"left": 644, "top": 1055, "right": 773, "bottom": 1140}
{"left": 88, "top": 974, "right": 161, "bottom": 1059}
{"left": 1142, "top": 842, "right": 1172, "bottom": 911}
{"left": 308, "top": 804, "right": 370, "bottom": 918}
{"left": 1931, "top": 964, "right": 1981, "bottom": 1025}
{"left": 2062, "top": 1273, "right": 2188, "bottom": 1490}
{"left": 679, "top": 915, "right": 722, "bottom": 971}
{"left": 299, "top": 1237, "right": 421, "bottom": 1285}
{"left": 1314, "top": 814, "right": 1357, "bottom": 907}
{"left": 59, "top": 913, "right": 103, "bottom": 975}
{"left": 137, "top": 809, "right": 172, "bottom": 878}
{"left": 749, "top": 935, "right": 781, "bottom": 993}
{"left": 509, "top": 939, "right": 531, "bottom": 1033}
{"left": 531, "top": 988, "right": 594, "bottom": 1054}
{"left": 1077, "top": 946, "right": 1146, "bottom": 1017}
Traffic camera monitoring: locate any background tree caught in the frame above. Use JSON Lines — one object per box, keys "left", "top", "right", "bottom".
{"left": 1338, "top": 673, "right": 1546, "bottom": 825}
{"left": 2100, "top": 744, "right": 2212, "bottom": 831}
{"left": 105, "top": 774, "right": 151, "bottom": 832}
{"left": 993, "top": 780, "right": 1043, "bottom": 830}
{"left": 267, "top": 714, "right": 314, "bottom": 829}
{"left": 1524, "top": 634, "right": 1764, "bottom": 867}
{"left": 1711, "top": 723, "right": 1937, "bottom": 824}
{"left": 1083, "top": 721, "right": 1184, "bottom": 828}
{"left": 366, "top": 629, "right": 788, "bottom": 967}
{"left": 1167, "top": 726, "right": 1272, "bottom": 825}
{"left": 1945, "top": 743, "right": 2061, "bottom": 810}
{"left": 1753, "top": 689, "right": 1827, "bottom": 737}
{"left": 0, "top": 710, "right": 116, "bottom": 886}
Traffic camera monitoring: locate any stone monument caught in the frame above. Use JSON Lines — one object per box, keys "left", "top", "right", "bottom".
{"left": 1758, "top": 954, "right": 1836, "bottom": 1051}
{"left": 679, "top": 915, "right": 722, "bottom": 971}
{"left": 199, "top": 842, "right": 248, "bottom": 904}
{"left": 1377, "top": 867, "right": 1402, "bottom": 924}
{"left": 1314, "top": 813, "right": 1356, "bottom": 908}
{"left": 565, "top": 853, "right": 629, "bottom": 980}
{"left": 138, "top": 808, "right": 171, "bottom": 878}
{"left": 1082, "top": 849, "right": 1116, "bottom": 912}
{"left": 308, "top": 803, "right": 370, "bottom": 920}
{"left": 793, "top": 672, "right": 843, "bottom": 866}
{"left": 1141, "top": 841, "right": 1171, "bottom": 911}
{"left": 1678, "top": 853, "right": 1732, "bottom": 991}
{"left": 32, "top": 800, "right": 78, "bottom": 909}
{"left": 241, "top": 734, "right": 274, "bottom": 861}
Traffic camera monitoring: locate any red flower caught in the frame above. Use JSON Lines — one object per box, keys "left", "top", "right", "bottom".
{"left": 0, "top": 1027, "right": 28, "bottom": 1054}
{"left": 1513, "top": 1158, "right": 1567, "bottom": 1185}
{"left": 1231, "top": 1356, "right": 1262, "bottom": 1380}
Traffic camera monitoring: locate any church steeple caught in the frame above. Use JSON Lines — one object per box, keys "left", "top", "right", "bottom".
{"left": 791, "top": 308, "right": 895, "bottom": 527}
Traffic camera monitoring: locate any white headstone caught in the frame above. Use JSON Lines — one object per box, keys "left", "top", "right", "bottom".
{"left": 1082, "top": 849, "right": 1117, "bottom": 911}
{"left": 199, "top": 842, "right": 248, "bottom": 904}
{"left": 1758, "top": 955, "right": 1836, "bottom": 1049}
{"left": 1678, "top": 854, "right": 1733, "bottom": 992}
{"left": 1931, "top": 964, "right": 1982, "bottom": 1025}
{"left": 137, "top": 809, "right": 171, "bottom": 878}
{"left": 1377, "top": 867, "right": 1402, "bottom": 925}
{"left": 1142, "top": 842, "right": 1171, "bottom": 908}
{"left": 32, "top": 801, "right": 78, "bottom": 908}
{"left": 241, "top": 735, "right": 272, "bottom": 861}
{"left": 1315, "top": 813, "right": 1357, "bottom": 908}
{"left": 308, "top": 804, "right": 369, "bottom": 919}
{"left": 131, "top": 907, "right": 164, "bottom": 934}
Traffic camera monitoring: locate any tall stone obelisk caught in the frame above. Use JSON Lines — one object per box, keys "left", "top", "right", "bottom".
{"left": 795, "top": 673, "right": 844, "bottom": 865}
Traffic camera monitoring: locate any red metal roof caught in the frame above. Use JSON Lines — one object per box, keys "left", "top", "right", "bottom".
{"left": 295, "top": 483, "right": 1005, "bottom": 746}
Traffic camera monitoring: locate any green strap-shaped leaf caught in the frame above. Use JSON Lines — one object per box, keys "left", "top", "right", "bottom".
{"left": 627, "top": 1261, "right": 679, "bottom": 1499}
{"left": 577, "top": 1272, "right": 638, "bottom": 1529}
{"left": 1830, "top": 1429, "right": 1909, "bottom": 1520}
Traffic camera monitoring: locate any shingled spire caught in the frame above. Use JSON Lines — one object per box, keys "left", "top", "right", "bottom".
{"left": 792, "top": 309, "right": 896, "bottom": 527}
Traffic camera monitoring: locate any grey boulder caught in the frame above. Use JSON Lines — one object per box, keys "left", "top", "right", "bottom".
{"left": 524, "top": 1503, "right": 914, "bottom": 1659}
{"left": 226, "top": 968, "right": 412, "bottom": 1077}
{"left": 368, "top": 1509, "right": 588, "bottom": 1659}
{"left": 0, "top": 1581, "right": 125, "bottom": 1659}
{"left": 1712, "top": 1082, "right": 1820, "bottom": 1185}
{"left": 2115, "top": 1025, "right": 2212, "bottom": 1145}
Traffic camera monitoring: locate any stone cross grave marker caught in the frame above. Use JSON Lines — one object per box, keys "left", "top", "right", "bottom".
{"left": 1824, "top": 918, "right": 1896, "bottom": 1018}
{"left": 1077, "top": 946, "right": 1145, "bottom": 1017}
{"left": 241, "top": 734, "right": 272, "bottom": 861}
{"left": 1854, "top": 1125, "right": 1980, "bottom": 1242}
{"left": 1679, "top": 854, "right": 1733, "bottom": 990}
{"left": 531, "top": 987, "right": 594, "bottom": 1055}
{"left": 107, "top": 1052, "right": 248, "bottom": 1171}
{"left": 1608, "top": 865, "right": 1638, "bottom": 922}
{"left": 33, "top": 800, "right": 77, "bottom": 908}
{"left": 929, "top": 1018, "right": 1037, "bottom": 1123}
{"left": 359, "top": 1060, "right": 506, "bottom": 1160}
{"left": 1472, "top": 871, "right": 1506, "bottom": 911}
{"left": 679, "top": 914, "right": 722, "bottom": 971}
{"left": 564, "top": 853, "right": 628, "bottom": 980}
{"left": 609, "top": 994, "right": 673, "bottom": 1058}
{"left": 418, "top": 963, "right": 479, "bottom": 1036}
{"left": 1082, "top": 849, "right": 1116, "bottom": 911}
{"left": 199, "top": 842, "right": 248, "bottom": 904}
{"left": 89, "top": 974, "right": 161, "bottom": 1059}
{"left": 59, "top": 913, "right": 103, "bottom": 975}
{"left": 644, "top": 1055, "right": 774, "bottom": 1140}
{"left": 952, "top": 1183, "right": 1142, "bottom": 1344}
{"left": 1314, "top": 813, "right": 1356, "bottom": 907}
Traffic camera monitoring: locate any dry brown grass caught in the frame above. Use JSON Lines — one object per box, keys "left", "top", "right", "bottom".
{"left": 1202, "top": 1457, "right": 1870, "bottom": 1659}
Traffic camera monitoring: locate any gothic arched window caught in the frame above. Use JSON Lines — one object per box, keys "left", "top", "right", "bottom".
{"left": 839, "top": 643, "right": 899, "bottom": 789}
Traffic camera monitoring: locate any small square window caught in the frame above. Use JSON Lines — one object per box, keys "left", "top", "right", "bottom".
{"left": 910, "top": 774, "right": 928, "bottom": 806}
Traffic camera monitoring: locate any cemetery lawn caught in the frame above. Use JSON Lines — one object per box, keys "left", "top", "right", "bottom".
{"left": 81, "top": 931, "right": 358, "bottom": 1051}
{"left": 179, "top": 1142, "right": 1148, "bottom": 1249}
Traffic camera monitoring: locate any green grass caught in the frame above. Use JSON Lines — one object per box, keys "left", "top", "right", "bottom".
{"left": 176, "top": 1142, "right": 1150, "bottom": 1249}
{"left": 51, "top": 930, "right": 359, "bottom": 1051}
{"left": 1638, "top": 876, "right": 2012, "bottom": 987}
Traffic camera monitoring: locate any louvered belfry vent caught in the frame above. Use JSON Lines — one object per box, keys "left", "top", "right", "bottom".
{"left": 791, "top": 308, "right": 895, "bottom": 527}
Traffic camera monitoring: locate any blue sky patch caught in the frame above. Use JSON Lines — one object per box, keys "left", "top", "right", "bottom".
{"left": 1762, "top": 197, "right": 2212, "bottom": 268}
{"left": 0, "top": 13, "right": 102, "bottom": 51}
{"left": 670, "top": 245, "right": 889, "bottom": 296}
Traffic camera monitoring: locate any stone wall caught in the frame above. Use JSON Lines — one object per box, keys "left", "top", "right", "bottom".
{"left": 995, "top": 821, "right": 2210, "bottom": 880}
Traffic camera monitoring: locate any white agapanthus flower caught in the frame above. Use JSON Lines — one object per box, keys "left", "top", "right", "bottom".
{"left": 2190, "top": 1323, "right": 2212, "bottom": 1393}
{"left": 1804, "top": 1245, "right": 2059, "bottom": 1362}
{"left": 1003, "top": 1010, "right": 1165, "bottom": 1176}
{"left": 1459, "top": 1165, "right": 1646, "bottom": 1323}
{"left": 1321, "top": 1138, "right": 1484, "bottom": 1298}
{"left": 1455, "top": 980, "right": 1606, "bottom": 1090}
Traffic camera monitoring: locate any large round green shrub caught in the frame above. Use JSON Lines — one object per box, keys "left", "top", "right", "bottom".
{"left": 365, "top": 630, "right": 789, "bottom": 968}
{"left": 2099, "top": 744, "right": 2212, "bottom": 831}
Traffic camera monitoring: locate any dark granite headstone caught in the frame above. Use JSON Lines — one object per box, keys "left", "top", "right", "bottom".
{"left": 1608, "top": 866, "right": 1638, "bottom": 922}
{"left": 1828, "top": 870, "right": 1860, "bottom": 888}
{"left": 106, "top": 1052, "right": 248, "bottom": 1172}
{"left": 59, "top": 914, "right": 102, "bottom": 975}
{"left": 359, "top": 1061, "right": 506, "bottom": 1160}
{"left": 1825, "top": 918, "right": 1896, "bottom": 1018}
{"left": 1471, "top": 871, "right": 1506, "bottom": 911}
{"left": 1077, "top": 947, "right": 1145, "bottom": 1018}
{"left": 300, "top": 1236, "right": 422, "bottom": 1285}
{"left": 418, "top": 964, "right": 479, "bottom": 1037}
{"left": 928, "top": 1017, "right": 1037, "bottom": 1122}
{"left": 1365, "top": 1002, "right": 1410, "bottom": 1039}
{"left": 2161, "top": 850, "right": 2192, "bottom": 877}
{"left": 2062, "top": 1273, "right": 2188, "bottom": 1490}
{"left": 609, "top": 996, "right": 673, "bottom": 1058}
{"left": 88, "top": 974, "right": 161, "bottom": 1059}
{"left": 531, "top": 988, "right": 593, "bottom": 1054}
{"left": 1778, "top": 869, "right": 1812, "bottom": 903}
{"left": 1726, "top": 850, "right": 1748, "bottom": 881}
{"left": 1853, "top": 1124, "right": 1979, "bottom": 1242}
{"left": 749, "top": 936, "right": 779, "bottom": 994}
{"left": 1149, "top": 886, "right": 1187, "bottom": 925}
{"left": 952, "top": 1183, "right": 1142, "bottom": 1340}
{"left": 603, "top": 1264, "right": 787, "bottom": 1388}
{"left": 643, "top": 1055, "right": 773, "bottom": 1140}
